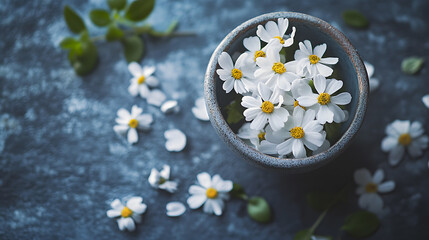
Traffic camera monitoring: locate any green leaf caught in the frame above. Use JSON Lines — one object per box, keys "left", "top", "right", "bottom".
{"left": 247, "top": 197, "right": 271, "bottom": 223}
{"left": 107, "top": 0, "right": 127, "bottom": 10}
{"left": 68, "top": 40, "right": 98, "bottom": 76}
{"left": 342, "top": 10, "right": 369, "bottom": 29}
{"left": 308, "top": 79, "right": 316, "bottom": 92}
{"left": 341, "top": 211, "right": 379, "bottom": 238}
{"left": 121, "top": 35, "right": 144, "bottom": 62}
{"left": 105, "top": 25, "right": 124, "bottom": 41}
{"left": 230, "top": 183, "right": 247, "bottom": 200}
{"left": 80, "top": 30, "right": 90, "bottom": 42}
{"left": 294, "top": 229, "right": 312, "bottom": 240}
{"left": 324, "top": 122, "right": 341, "bottom": 144}
{"left": 89, "top": 9, "right": 111, "bottom": 27}
{"left": 225, "top": 98, "right": 244, "bottom": 125}
{"left": 125, "top": 0, "right": 155, "bottom": 22}
{"left": 60, "top": 37, "right": 81, "bottom": 50}
{"left": 64, "top": 5, "right": 86, "bottom": 33}
{"left": 401, "top": 57, "right": 424, "bottom": 75}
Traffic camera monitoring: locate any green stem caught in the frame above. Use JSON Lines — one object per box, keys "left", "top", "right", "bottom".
{"left": 309, "top": 209, "right": 328, "bottom": 234}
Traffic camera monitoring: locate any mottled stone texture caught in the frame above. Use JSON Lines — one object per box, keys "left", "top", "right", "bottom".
{"left": 0, "top": 0, "right": 428, "bottom": 239}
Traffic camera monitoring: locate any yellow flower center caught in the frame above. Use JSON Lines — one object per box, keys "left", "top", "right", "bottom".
{"left": 398, "top": 133, "right": 412, "bottom": 146}
{"left": 128, "top": 119, "right": 139, "bottom": 128}
{"left": 121, "top": 206, "right": 133, "bottom": 218}
{"left": 254, "top": 50, "right": 266, "bottom": 61}
{"left": 290, "top": 127, "right": 304, "bottom": 139}
{"left": 317, "top": 93, "right": 331, "bottom": 105}
{"left": 365, "top": 183, "right": 378, "bottom": 193}
{"left": 159, "top": 177, "right": 166, "bottom": 184}
{"left": 258, "top": 132, "right": 266, "bottom": 141}
{"left": 261, "top": 101, "right": 274, "bottom": 113}
{"left": 294, "top": 100, "right": 306, "bottom": 110}
{"left": 206, "top": 187, "right": 218, "bottom": 199}
{"left": 137, "top": 75, "right": 145, "bottom": 84}
{"left": 309, "top": 54, "right": 320, "bottom": 64}
{"left": 231, "top": 68, "right": 243, "bottom": 80}
{"left": 274, "top": 36, "right": 285, "bottom": 44}
{"left": 272, "top": 62, "right": 286, "bottom": 74}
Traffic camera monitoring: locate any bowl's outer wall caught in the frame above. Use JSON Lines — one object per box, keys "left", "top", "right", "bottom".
{"left": 204, "top": 12, "right": 369, "bottom": 173}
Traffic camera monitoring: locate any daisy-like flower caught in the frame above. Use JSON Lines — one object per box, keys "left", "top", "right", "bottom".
{"left": 192, "top": 97, "right": 209, "bottom": 121}
{"left": 381, "top": 120, "right": 429, "bottom": 166}
{"left": 256, "top": 18, "right": 296, "bottom": 48}
{"left": 187, "top": 172, "right": 233, "bottom": 216}
{"left": 164, "top": 129, "right": 187, "bottom": 152}
{"left": 216, "top": 52, "right": 255, "bottom": 94}
{"left": 241, "top": 83, "right": 289, "bottom": 131}
{"left": 166, "top": 202, "right": 186, "bottom": 217}
{"left": 254, "top": 42, "right": 300, "bottom": 91}
{"left": 293, "top": 40, "right": 338, "bottom": 77}
{"left": 242, "top": 36, "right": 268, "bottom": 67}
{"left": 354, "top": 168, "right": 395, "bottom": 214}
{"left": 297, "top": 74, "right": 351, "bottom": 124}
{"left": 127, "top": 62, "right": 159, "bottom": 98}
{"left": 113, "top": 105, "right": 153, "bottom": 144}
{"left": 106, "top": 197, "right": 147, "bottom": 231}
{"left": 269, "top": 107, "right": 325, "bottom": 158}
{"left": 237, "top": 123, "right": 267, "bottom": 149}
{"left": 148, "top": 165, "right": 178, "bottom": 193}
{"left": 364, "top": 61, "right": 379, "bottom": 92}
{"left": 422, "top": 94, "right": 429, "bottom": 109}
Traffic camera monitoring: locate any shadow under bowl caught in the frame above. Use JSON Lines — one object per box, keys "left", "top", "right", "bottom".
{"left": 204, "top": 12, "right": 369, "bottom": 173}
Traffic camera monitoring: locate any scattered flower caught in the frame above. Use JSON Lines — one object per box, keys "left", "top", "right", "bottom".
{"left": 166, "top": 202, "right": 186, "bottom": 217}
{"left": 106, "top": 197, "right": 147, "bottom": 231}
{"left": 192, "top": 97, "right": 209, "bottom": 121}
{"left": 354, "top": 168, "right": 395, "bottom": 214}
{"left": 161, "top": 100, "right": 180, "bottom": 114}
{"left": 147, "top": 89, "right": 167, "bottom": 107}
{"left": 127, "top": 62, "right": 159, "bottom": 98}
{"left": 187, "top": 172, "right": 233, "bottom": 216}
{"left": 297, "top": 74, "right": 351, "bottom": 124}
{"left": 216, "top": 52, "right": 255, "bottom": 94}
{"left": 164, "top": 129, "right": 187, "bottom": 152}
{"left": 293, "top": 40, "right": 338, "bottom": 77}
{"left": 113, "top": 105, "right": 153, "bottom": 144}
{"left": 148, "top": 165, "right": 178, "bottom": 193}
{"left": 422, "top": 94, "right": 429, "bottom": 109}
{"left": 364, "top": 61, "right": 379, "bottom": 92}
{"left": 381, "top": 120, "right": 429, "bottom": 166}
{"left": 256, "top": 18, "right": 296, "bottom": 48}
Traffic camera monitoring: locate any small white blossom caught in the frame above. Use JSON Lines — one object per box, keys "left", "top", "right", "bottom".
{"left": 113, "top": 105, "right": 153, "bottom": 144}
{"left": 192, "top": 97, "right": 209, "bottom": 121}
{"left": 164, "top": 129, "right": 187, "bottom": 152}
{"left": 147, "top": 89, "right": 166, "bottom": 107}
{"left": 216, "top": 52, "right": 256, "bottom": 94}
{"left": 187, "top": 172, "right": 233, "bottom": 216}
{"left": 161, "top": 100, "right": 180, "bottom": 114}
{"left": 364, "top": 61, "right": 379, "bottom": 92}
{"left": 127, "top": 62, "right": 158, "bottom": 98}
{"left": 106, "top": 197, "right": 147, "bottom": 231}
{"left": 354, "top": 168, "right": 395, "bottom": 214}
{"left": 148, "top": 165, "right": 178, "bottom": 193}
{"left": 381, "top": 120, "right": 429, "bottom": 166}
{"left": 256, "top": 18, "right": 296, "bottom": 48}
{"left": 242, "top": 36, "right": 268, "bottom": 67}
{"left": 422, "top": 94, "right": 429, "bottom": 109}
{"left": 166, "top": 202, "right": 186, "bottom": 217}
{"left": 293, "top": 40, "right": 338, "bottom": 77}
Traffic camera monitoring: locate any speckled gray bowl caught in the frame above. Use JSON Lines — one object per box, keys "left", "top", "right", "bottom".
{"left": 204, "top": 12, "right": 369, "bottom": 173}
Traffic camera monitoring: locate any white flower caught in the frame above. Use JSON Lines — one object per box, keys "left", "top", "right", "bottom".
{"left": 164, "top": 129, "right": 187, "bottom": 152}
{"left": 256, "top": 18, "right": 296, "bottom": 48}
{"left": 113, "top": 105, "right": 153, "bottom": 144}
{"left": 148, "top": 165, "right": 178, "bottom": 193}
{"left": 354, "top": 168, "right": 395, "bottom": 214}
{"left": 381, "top": 120, "right": 429, "bottom": 166}
{"left": 242, "top": 36, "right": 268, "bottom": 67}
{"left": 268, "top": 107, "right": 325, "bottom": 158}
{"left": 241, "top": 83, "right": 289, "bottom": 131}
{"left": 293, "top": 40, "right": 338, "bottom": 77}
{"left": 166, "top": 202, "right": 186, "bottom": 217}
{"left": 128, "top": 62, "right": 159, "bottom": 98}
{"left": 192, "top": 97, "right": 209, "bottom": 121}
{"left": 313, "top": 134, "right": 330, "bottom": 155}
{"left": 147, "top": 89, "right": 166, "bottom": 107}
{"left": 237, "top": 123, "right": 265, "bottom": 148}
{"left": 161, "top": 100, "right": 180, "bottom": 114}
{"left": 187, "top": 172, "right": 233, "bottom": 216}
{"left": 297, "top": 74, "right": 352, "bottom": 124}
{"left": 364, "top": 61, "right": 379, "bottom": 92}
{"left": 255, "top": 42, "right": 301, "bottom": 91}
{"left": 106, "top": 197, "right": 147, "bottom": 231}
{"left": 216, "top": 51, "right": 255, "bottom": 94}
{"left": 422, "top": 94, "right": 429, "bottom": 109}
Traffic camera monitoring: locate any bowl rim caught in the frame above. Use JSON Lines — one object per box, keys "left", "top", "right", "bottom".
{"left": 204, "top": 11, "right": 369, "bottom": 172}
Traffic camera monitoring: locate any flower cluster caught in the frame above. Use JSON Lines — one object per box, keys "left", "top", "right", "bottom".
{"left": 217, "top": 18, "right": 352, "bottom": 158}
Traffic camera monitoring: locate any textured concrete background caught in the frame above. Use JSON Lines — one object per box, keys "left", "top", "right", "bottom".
{"left": 0, "top": 0, "right": 428, "bottom": 239}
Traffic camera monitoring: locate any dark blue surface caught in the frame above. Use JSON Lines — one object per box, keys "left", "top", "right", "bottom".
{"left": 1, "top": 0, "right": 428, "bottom": 239}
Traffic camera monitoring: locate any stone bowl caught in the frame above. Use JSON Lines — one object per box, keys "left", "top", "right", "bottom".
{"left": 204, "top": 12, "right": 369, "bottom": 173}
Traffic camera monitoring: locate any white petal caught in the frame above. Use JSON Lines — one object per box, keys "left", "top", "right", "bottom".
{"left": 358, "top": 193, "right": 383, "bottom": 213}
{"left": 192, "top": 97, "right": 209, "bottom": 121}
{"left": 148, "top": 168, "right": 160, "bottom": 187}
{"left": 117, "top": 108, "right": 131, "bottom": 119}
{"left": 114, "top": 125, "right": 129, "bottom": 136}
{"left": 128, "top": 83, "right": 139, "bottom": 97}
{"left": 297, "top": 95, "right": 318, "bottom": 107}
{"left": 127, "top": 128, "right": 138, "bottom": 144}
{"left": 319, "top": 57, "right": 338, "bottom": 65}
{"left": 123, "top": 217, "right": 136, "bottom": 231}
{"left": 164, "top": 129, "right": 187, "bottom": 152}
{"left": 127, "top": 201, "right": 147, "bottom": 215}
{"left": 166, "top": 202, "right": 186, "bottom": 217}
{"left": 277, "top": 138, "right": 294, "bottom": 156}
{"left": 145, "top": 76, "right": 159, "bottom": 87}
{"left": 159, "top": 181, "right": 178, "bottom": 193}
{"left": 110, "top": 199, "right": 123, "bottom": 210}
{"left": 331, "top": 93, "right": 352, "bottom": 105}
{"left": 325, "top": 79, "right": 343, "bottom": 95}
{"left": 128, "top": 62, "right": 143, "bottom": 77}
{"left": 131, "top": 105, "right": 143, "bottom": 117}
{"left": 147, "top": 89, "right": 166, "bottom": 107}
{"left": 316, "top": 64, "right": 334, "bottom": 77}
{"left": 223, "top": 79, "right": 235, "bottom": 93}
{"left": 369, "top": 78, "right": 379, "bottom": 92}
{"left": 203, "top": 199, "right": 214, "bottom": 214}
{"left": 138, "top": 84, "right": 150, "bottom": 98}
{"left": 313, "top": 44, "right": 327, "bottom": 57}
{"left": 242, "top": 96, "right": 261, "bottom": 108}
{"left": 364, "top": 61, "right": 374, "bottom": 78}
{"left": 292, "top": 139, "right": 306, "bottom": 158}
{"left": 409, "top": 121, "right": 424, "bottom": 138}
{"left": 196, "top": 172, "right": 212, "bottom": 189}
{"left": 317, "top": 105, "right": 334, "bottom": 124}
{"left": 250, "top": 113, "right": 267, "bottom": 130}
{"left": 372, "top": 169, "right": 384, "bottom": 184}
{"left": 142, "top": 66, "right": 156, "bottom": 78}
{"left": 243, "top": 36, "right": 261, "bottom": 52}
{"left": 212, "top": 175, "right": 233, "bottom": 192}
{"left": 218, "top": 52, "right": 233, "bottom": 70}
{"left": 211, "top": 199, "right": 224, "bottom": 216}
{"left": 243, "top": 108, "right": 261, "bottom": 121}
{"left": 388, "top": 145, "right": 404, "bottom": 166}
{"left": 258, "top": 140, "right": 279, "bottom": 154}
{"left": 354, "top": 168, "right": 372, "bottom": 186}
{"left": 381, "top": 136, "right": 398, "bottom": 152}
{"left": 378, "top": 181, "right": 395, "bottom": 193}
{"left": 189, "top": 185, "right": 207, "bottom": 195}
{"left": 136, "top": 114, "right": 153, "bottom": 130}
{"left": 107, "top": 210, "right": 121, "bottom": 218}
{"left": 161, "top": 100, "right": 180, "bottom": 114}
{"left": 160, "top": 164, "right": 171, "bottom": 179}
{"left": 423, "top": 94, "right": 429, "bottom": 109}
{"left": 314, "top": 74, "right": 326, "bottom": 94}
{"left": 187, "top": 194, "right": 207, "bottom": 209}
{"left": 258, "top": 82, "right": 272, "bottom": 101}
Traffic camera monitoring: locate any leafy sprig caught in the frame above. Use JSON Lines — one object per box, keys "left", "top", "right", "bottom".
{"left": 60, "top": 0, "right": 193, "bottom": 75}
